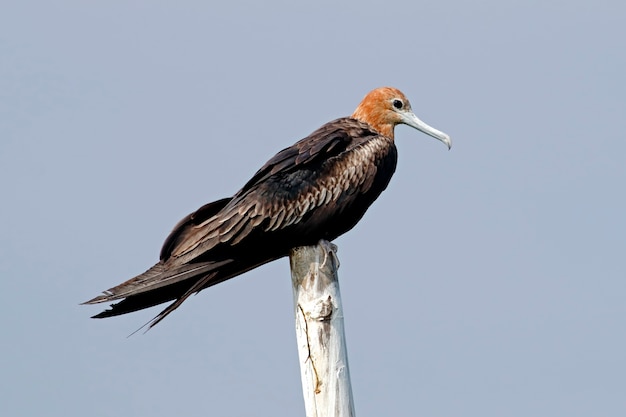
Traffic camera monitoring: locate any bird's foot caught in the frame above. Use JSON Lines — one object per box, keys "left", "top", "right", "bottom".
{"left": 318, "top": 239, "right": 339, "bottom": 269}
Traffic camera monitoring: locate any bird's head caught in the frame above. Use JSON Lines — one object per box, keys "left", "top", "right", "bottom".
{"left": 352, "top": 87, "right": 451, "bottom": 149}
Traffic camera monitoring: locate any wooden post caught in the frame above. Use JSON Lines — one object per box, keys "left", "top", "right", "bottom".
{"left": 289, "top": 240, "right": 355, "bottom": 417}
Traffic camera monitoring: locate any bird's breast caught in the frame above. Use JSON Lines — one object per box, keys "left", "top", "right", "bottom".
{"left": 326, "top": 136, "right": 397, "bottom": 193}
{"left": 270, "top": 136, "right": 397, "bottom": 238}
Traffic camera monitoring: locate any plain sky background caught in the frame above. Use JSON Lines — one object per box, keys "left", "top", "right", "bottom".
{"left": 1, "top": 1, "right": 625, "bottom": 416}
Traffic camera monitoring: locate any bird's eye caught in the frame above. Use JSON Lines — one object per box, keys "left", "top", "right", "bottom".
{"left": 392, "top": 99, "right": 404, "bottom": 110}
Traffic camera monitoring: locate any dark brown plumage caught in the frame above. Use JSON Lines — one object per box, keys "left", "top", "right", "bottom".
{"left": 84, "top": 87, "right": 451, "bottom": 328}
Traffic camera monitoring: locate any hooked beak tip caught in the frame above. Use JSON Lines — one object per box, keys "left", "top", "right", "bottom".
{"left": 402, "top": 111, "right": 451, "bottom": 151}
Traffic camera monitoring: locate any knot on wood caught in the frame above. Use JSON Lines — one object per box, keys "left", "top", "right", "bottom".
{"left": 310, "top": 296, "right": 333, "bottom": 322}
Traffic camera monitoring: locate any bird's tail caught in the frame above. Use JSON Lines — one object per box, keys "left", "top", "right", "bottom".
{"left": 83, "top": 259, "right": 233, "bottom": 328}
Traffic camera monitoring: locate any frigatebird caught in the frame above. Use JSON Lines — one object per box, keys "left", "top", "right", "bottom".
{"left": 84, "top": 87, "right": 451, "bottom": 328}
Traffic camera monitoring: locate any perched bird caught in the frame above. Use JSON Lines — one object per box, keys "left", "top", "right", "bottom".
{"left": 84, "top": 87, "right": 451, "bottom": 328}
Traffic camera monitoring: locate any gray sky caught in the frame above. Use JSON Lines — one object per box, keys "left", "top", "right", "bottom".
{"left": 1, "top": 1, "right": 625, "bottom": 416}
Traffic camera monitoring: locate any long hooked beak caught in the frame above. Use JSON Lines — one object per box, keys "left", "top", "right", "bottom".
{"left": 401, "top": 111, "right": 452, "bottom": 150}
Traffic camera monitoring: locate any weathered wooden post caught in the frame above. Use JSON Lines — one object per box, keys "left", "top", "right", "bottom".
{"left": 289, "top": 240, "right": 355, "bottom": 417}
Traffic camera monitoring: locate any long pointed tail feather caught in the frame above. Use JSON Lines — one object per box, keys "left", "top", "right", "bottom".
{"left": 85, "top": 254, "right": 283, "bottom": 329}
{"left": 83, "top": 260, "right": 232, "bottom": 305}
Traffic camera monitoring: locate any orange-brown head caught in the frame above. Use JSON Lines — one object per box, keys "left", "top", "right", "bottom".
{"left": 352, "top": 87, "right": 451, "bottom": 149}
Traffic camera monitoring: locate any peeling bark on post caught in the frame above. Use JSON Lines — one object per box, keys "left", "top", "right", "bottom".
{"left": 289, "top": 240, "right": 355, "bottom": 417}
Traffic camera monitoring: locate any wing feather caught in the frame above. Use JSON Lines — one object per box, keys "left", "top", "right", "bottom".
{"left": 160, "top": 198, "right": 231, "bottom": 261}
{"left": 83, "top": 260, "right": 231, "bottom": 304}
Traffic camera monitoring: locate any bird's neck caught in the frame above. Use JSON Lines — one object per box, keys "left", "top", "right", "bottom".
{"left": 351, "top": 105, "right": 395, "bottom": 139}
